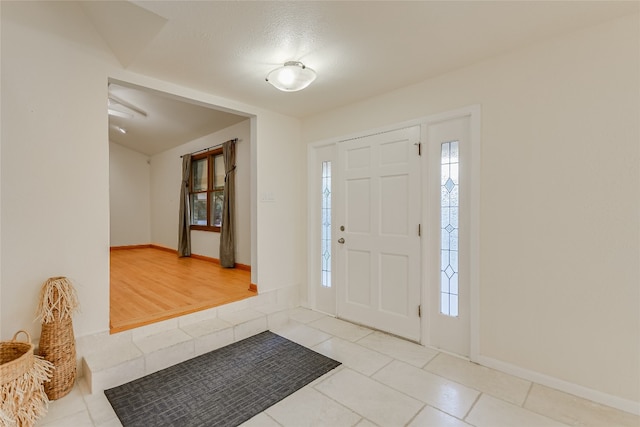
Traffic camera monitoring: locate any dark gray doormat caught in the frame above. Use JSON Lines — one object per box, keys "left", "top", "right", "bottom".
{"left": 104, "top": 331, "right": 341, "bottom": 427}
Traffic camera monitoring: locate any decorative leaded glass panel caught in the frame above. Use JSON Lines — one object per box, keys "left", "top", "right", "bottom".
{"left": 440, "top": 141, "right": 459, "bottom": 317}
{"left": 321, "top": 161, "right": 332, "bottom": 288}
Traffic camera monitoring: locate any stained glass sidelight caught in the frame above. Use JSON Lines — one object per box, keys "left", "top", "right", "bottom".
{"left": 441, "top": 141, "right": 459, "bottom": 316}
{"left": 321, "top": 161, "right": 332, "bottom": 288}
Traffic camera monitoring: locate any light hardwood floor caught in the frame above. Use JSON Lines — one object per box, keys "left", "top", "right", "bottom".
{"left": 110, "top": 247, "right": 254, "bottom": 333}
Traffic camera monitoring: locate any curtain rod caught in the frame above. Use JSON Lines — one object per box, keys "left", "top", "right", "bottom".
{"left": 180, "top": 138, "right": 238, "bottom": 158}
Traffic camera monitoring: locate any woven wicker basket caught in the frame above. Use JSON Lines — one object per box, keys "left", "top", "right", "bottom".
{"left": 38, "top": 316, "right": 76, "bottom": 400}
{"left": 0, "top": 330, "right": 53, "bottom": 427}
{"left": 36, "top": 277, "right": 79, "bottom": 401}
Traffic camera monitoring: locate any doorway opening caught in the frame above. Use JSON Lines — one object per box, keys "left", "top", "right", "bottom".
{"left": 108, "top": 79, "right": 256, "bottom": 333}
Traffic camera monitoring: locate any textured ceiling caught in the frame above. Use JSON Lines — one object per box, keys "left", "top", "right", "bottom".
{"left": 121, "top": 1, "right": 638, "bottom": 117}
{"left": 80, "top": 1, "right": 638, "bottom": 154}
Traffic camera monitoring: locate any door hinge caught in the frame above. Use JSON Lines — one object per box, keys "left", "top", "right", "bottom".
{"left": 418, "top": 305, "right": 422, "bottom": 318}
{"left": 418, "top": 224, "right": 421, "bottom": 236}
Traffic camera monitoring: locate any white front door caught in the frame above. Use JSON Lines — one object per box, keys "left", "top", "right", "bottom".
{"left": 335, "top": 126, "right": 421, "bottom": 341}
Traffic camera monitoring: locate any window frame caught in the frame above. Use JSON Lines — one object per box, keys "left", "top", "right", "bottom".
{"left": 189, "top": 148, "right": 224, "bottom": 232}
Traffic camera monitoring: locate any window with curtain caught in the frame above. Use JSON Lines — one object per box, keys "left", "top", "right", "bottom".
{"left": 190, "top": 148, "right": 225, "bottom": 232}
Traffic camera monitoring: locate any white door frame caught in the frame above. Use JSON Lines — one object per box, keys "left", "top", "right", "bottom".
{"left": 307, "top": 105, "right": 480, "bottom": 360}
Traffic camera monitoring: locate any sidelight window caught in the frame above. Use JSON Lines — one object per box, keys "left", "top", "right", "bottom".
{"left": 321, "top": 161, "right": 332, "bottom": 287}
{"left": 440, "top": 141, "right": 459, "bottom": 316}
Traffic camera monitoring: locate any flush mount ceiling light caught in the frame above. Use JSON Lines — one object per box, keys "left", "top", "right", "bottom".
{"left": 266, "top": 61, "right": 316, "bottom": 92}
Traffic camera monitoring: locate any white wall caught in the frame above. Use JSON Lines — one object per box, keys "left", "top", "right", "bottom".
{"left": 150, "top": 119, "right": 252, "bottom": 265}
{"left": 255, "top": 114, "right": 306, "bottom": 294}
{"left": 0, "top": 2, "right": 305, "bottom": 341}
{"left": 0, "top": 2, "right": 3, "bottom": 333}
{"left": 303, "top": 14, "right": 639, "bottom": 408}
{"left": 0, "top": 1, "right": 116, "bottom": 338}
{"left": 0, "top": 2, "right": 3, "bottom": 331}
{"left": 109, "top": 142, "right": 151, "bottom": 246}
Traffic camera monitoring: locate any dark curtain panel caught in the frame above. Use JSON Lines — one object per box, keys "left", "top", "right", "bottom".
{"left": 220, "top": 140, "right": 236, "bottom": 267}
{"left": 178, "top": 154, "right": 192, "bottom": 257}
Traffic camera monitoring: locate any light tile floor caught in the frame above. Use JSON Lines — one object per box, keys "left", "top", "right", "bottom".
{"left": 38, "top": 309, "right": 639, "bottom": 427}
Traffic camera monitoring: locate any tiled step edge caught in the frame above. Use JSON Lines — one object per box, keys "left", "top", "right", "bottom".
{"left": 83, "top": 304, "right": 293, "bottom": 394}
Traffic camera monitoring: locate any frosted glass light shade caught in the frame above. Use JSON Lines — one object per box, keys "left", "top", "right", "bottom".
{"left": 266, "top": 61, "right": 316, "bottom": 92}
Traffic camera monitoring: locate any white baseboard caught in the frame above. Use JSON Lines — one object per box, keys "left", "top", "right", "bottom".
{"left": 475, "top": 354, "right": 640, "bottom": 416}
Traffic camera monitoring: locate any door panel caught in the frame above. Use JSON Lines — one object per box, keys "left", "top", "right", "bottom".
{"left": 380, "top": 253, "right": 409, "bottom": 315}
{"left": 336, "top": 126, "right": 421, "bottom": 341}
{"left": 346, "top": 249, "right": 371, "bottom": 305}
{"left": 380, "top": 175, "right": 409, "bottom": 235}
{"left": 346, "top": 179, "right": 371, "bottom": 233}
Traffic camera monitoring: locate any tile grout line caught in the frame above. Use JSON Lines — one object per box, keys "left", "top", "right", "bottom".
{"left": 463, "top": 391, "right": 483, "bottom": 422}
{"left": 301, "top": 315, "right": 440, "bottom": 373}
{"left": 420, "top": 353, "right": 536, "bottom": 409}
{"left": 262, "top": 410, "right": 284, "bottom": 427}
{"left": 420, "top": 350, "right": 439, "bottom": 369}
{"left": 403, "top": 403, "right": 427, "bottom": 427}
{"left": 310, "top": 370, "right": 371, "bottom": 427}
{"left": 349, "top": 330, "right": 441, "bottom": 371}
{"left": 307, "top": 323, "right": 482, "bottom": 424}
{"left": 280, "top": 318, "right": 334, "bottom": 348}
{"left": 363, "top": 364, "right": 473, "bottom": 422}
{"left": 308, "top": 324, "right": 487, "bottom": 424}
{"left": 307, "top": 324, "right": 428, "bottom": 426}
{"left": 522, "top": 380, "right": 535, "bottom": 408}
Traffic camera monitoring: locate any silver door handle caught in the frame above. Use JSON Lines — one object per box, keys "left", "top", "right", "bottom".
{"left": 338, "top": 238, "right": 345, "bottom": 244}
